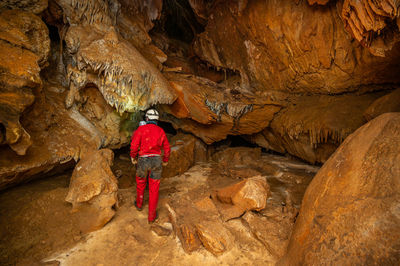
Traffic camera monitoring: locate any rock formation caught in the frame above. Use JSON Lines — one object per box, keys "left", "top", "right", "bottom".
{"left": 364, "top": 87, "right": 400, "bottom": 121}
{"left": 281, "top": 113, "right": 400, "bottom": 265}
{"left": 66, "top": 149, "right": 118, "bottom": 232}
{"left": 0, "top": 9, "right": 50, "bottom": 155}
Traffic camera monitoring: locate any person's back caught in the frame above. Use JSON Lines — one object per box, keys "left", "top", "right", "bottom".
{"left": 131, "top": 123, "right": 169, "bottom": 160}
{"left": 130, "top": 109, "right": 170, "bottom": 223}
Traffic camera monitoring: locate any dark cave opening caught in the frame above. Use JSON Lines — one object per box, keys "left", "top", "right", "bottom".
{"left": 0, "top": 124, "right": 5, "bottom": 145}
{"left": 151, "top": 0, "right": 204, "bottom": 43}
{"left": 158, "top": 120, "right": 177, "bottom": 135}
{"left": 46, "top": 23, "right": 60, "bottom": 42}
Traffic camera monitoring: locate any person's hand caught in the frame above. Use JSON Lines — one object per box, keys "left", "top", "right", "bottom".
{"left": 131, "top": 157, "right": 137, "bottom": 165}
{"left": 162, "top": 161, "right": 168, "bottom": 167}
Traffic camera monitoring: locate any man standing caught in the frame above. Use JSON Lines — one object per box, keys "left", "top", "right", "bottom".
{"left": 130, "top": 109, "right": 170, "bottom": 223}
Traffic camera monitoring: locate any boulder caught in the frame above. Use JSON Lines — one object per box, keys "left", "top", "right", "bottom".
{"left": 195, "top": 220, "right": 233, "bottom": 256}
{"left": 66, "top": 149, "right": 118, "bottom": 232}
{"left": 281, "top": 113, "right": 400, "bottom": 265}
{"left": 162, "top": 133, "right": 206, "bottom": 178}
{"left": 364, "top": 87, "right": 400, "bottom": 121}
{"left": 165, "top": 203, "right": 202, "bottom": 253}
{"left": 216, "top": 176, "right": 270, "bottom": 213}
{"left": 166, "top": 193, "right": 233, "bottom": 256}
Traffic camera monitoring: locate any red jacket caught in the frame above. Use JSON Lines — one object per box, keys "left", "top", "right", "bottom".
{"left": 130, "top": 123, "right": 171, "bottom": 162}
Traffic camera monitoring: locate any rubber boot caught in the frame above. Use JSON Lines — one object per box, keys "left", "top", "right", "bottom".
{"left": 148, "top": 178, "right": 160, "bottom": 222}
{"left": 135, "top": 176, "right": 147, "bottom": 209}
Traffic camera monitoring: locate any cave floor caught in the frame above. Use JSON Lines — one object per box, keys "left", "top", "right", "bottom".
{"left": 0, "top": 152, "right": 319, "bottom": 265}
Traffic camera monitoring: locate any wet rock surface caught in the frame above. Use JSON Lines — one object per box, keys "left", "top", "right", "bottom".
{"left": 281, "top": 113, "right": 400, "bottom": 265}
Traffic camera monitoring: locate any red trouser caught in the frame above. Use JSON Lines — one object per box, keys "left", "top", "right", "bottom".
{"left": 135, "top": 175, "right": 160, "bottom": 222}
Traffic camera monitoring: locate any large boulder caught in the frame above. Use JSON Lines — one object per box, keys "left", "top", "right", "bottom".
{"left": 281, "top": 113, "right": 400, "bottom": 265}
{"left": 66, "top": 149, "right": 118, "bottom": 232}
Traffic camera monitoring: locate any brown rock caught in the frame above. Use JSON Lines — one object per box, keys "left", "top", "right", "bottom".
{"left": 0, "top": 10, "right": 50, "bottom": 155}
{"left": 162, "top": 133, "right": 196, "bottom": 178}
{"left": 341, "top": 0, "right": 400, "bottom": 57}
{"left": 63, "top": 24, "right": 176, "bottom": 113}
{"left": 216, "top": 204, "right": 245, "bottom": 222}
{"left": 162, "top": 73, "right": 281, "bottom": 144}
{"left": 165, "top": 203, "right": 202, "bottom": 253}
{"left": 66, "top": 149, "right": 118, "bottom": 232}
{"left": 267, "top": 93, "right": 383, "bottom": 163}
{"left": 242, "top": 211, "right": 293, "bottom": 260}
{"left": 364, "top": 88, "right": 400, "bottom": 121}
{"left": 217, "top": 176, "right": 269, "bottom": 213}
{"left": 195, "top": 221, "right": 233, "bottom": 256}
{"left": 151, "top": 224, "right": 172, "bottom": 237}
{"left": 227, "top": 167, "right": 261, "bottom": 180}
{"left": 212, "top": 147, "right": 262, "bottom": 167}
{"left": 194, "top": 197, "right": 219, "bottom": 215}
{"left": 281, "top": 113, "right": 400, "bottom": 265}
{"left": 0, "top": 85, "right": 120, "bottom": 190}
{"left": 192, "top": 1, "right": 400, "bottom": 94}
{"left": 0, "top": 0, "right": 48, "bottom": 14}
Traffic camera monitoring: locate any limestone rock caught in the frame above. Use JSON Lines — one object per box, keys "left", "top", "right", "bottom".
{"left": 0, "top": 88, "right": 109, "bottom": 190}
{"left": 214, "top": 203, "right": 246, "bottom": 222}
{"left": 364, "top": 87, "right": 400, "bottom": 121}
{"left": 151, "top": 224, "right": 172, "bottom": 237}
{"left": 162, "top": 133, "right": 199, "bottom": 178}
{"left": 195, "top": 220, "right": 233, "bottom": 256}
{"left": 162, "top": 73, "right": 282, "bottom": 144}
{"left": 165, "top": 203, "right": 202, "bottom": 253}
{"left": 76, "top": 85, "right": 128, "bottom": 148}
{"left": 192, "top": 0, "right": 400, "bottom": 94}
{"left": 212, "top": 147, "right": 262, "bottom": 167}
{"left": 0, "top": 9, "right": 50, "bottom": 155}
{"left": 66, "top": 149, "right": 118, "bottom": 232}
{"left": 242, "top": 211, "right": 293, "bottom": 260}
{"left": 63, "top": 25, "right": 176, "bottom": 113}
{"left": 264, "top": 93, "right": 383, "bottom": 164}
{"left": 341, "top": 0, "right": 400, "bottom": 57}
{"left": 216, "top": 176, "right": 269, "bottom": 213}
{"left": 166, "top": 192, "right": 233, "bottom": 256}
{"left": 0, "top": 0, "right": 48, "bottom": 14}
{"left": 0, "top": 10, "right": 50, "bottom": 65}
{"left": 281, "top": 113, "right": 400, "bottom": 265}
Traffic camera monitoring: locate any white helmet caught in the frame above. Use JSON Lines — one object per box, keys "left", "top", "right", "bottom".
{"left": 145, "top": 109, "right": 159, "bottom": 120}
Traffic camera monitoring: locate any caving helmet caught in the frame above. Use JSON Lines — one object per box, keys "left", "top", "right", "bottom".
{"left": 145, "top": 108, "right": 159, "bottom": 121}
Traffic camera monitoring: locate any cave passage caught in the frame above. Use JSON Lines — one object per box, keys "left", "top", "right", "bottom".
{"left": 1, "top": 0, "right": 399, "bottom": 264}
